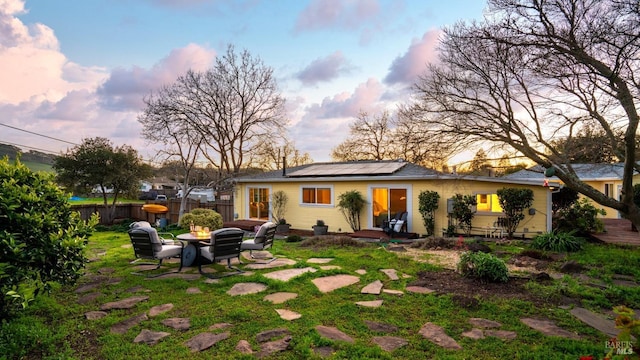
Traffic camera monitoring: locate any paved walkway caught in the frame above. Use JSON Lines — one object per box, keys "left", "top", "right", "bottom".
{"left": 593, "top": 219, "right": 640, "bottom": 246}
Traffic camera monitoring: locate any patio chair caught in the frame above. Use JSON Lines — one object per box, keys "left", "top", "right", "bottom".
{"left": 128, "top": 226, "right": 185, "bottom": 277}
{"left": 130, "top": 221, "right": 176, "bottom": 244}
{"left": 240, "top": 222, "right": 277, "bottom": 263}
{"left": 384, "top": 211, "right": 408, "bottom": 235}
{"left": 199, "top": 227, "right": 245, "bottom": 278}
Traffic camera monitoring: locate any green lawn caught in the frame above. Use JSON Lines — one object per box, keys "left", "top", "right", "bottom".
{"left": 69, "top": 197, "right": 145, "bottom": 205}
{"left": 2, "top": 230, "right": 637, "bottom": 359}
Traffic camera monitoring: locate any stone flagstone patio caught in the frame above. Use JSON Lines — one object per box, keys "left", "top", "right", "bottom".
{"left": 80, "top": 247, "right": 624, "bottom": 357}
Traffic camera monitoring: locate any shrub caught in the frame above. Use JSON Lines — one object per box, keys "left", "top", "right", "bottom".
{"left": 457, "top": 251, "right": 509, "bottom": 283}
{"left": 451, "top": 194, "right": 477, "bottom": 235}
{"left": 530, "top": 230, "right": 584, "bottom": 252}
{"left": 179, "top": 208, "right": 223, "bottom": 230}
{"left": 337, "top": 190, "right": 367, "bottom": 232}
{"left": 418, "top": 190, "right": 440, "bottom": 236}
{"left": 554, "top": 198, "right": 605, "bottom": 235}
{"left": 272, "top": 190, "right": 288, "bottom": 224}
{"left": 285, "top": 235, "right": 303, "bottom": 243}
{"left": 497, "top": 187, "right": 534, "bottom": 238}
{"left": 0, "top": 158, "right": 98, "bottom": 318}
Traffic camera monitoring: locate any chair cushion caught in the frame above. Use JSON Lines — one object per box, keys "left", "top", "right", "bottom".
{"left": 393, "top": 220, "right": 404, "bottom": 233}
{"left": 241, "top": 239, "right": 263, "bottom": 251}
{"left": 130, "top": 221, "right": 152, "bottom": 229}
{"left": 253, "top": 222, "right": 274, "bottom": 244}
{"left": 133, "top": 227, "right": 163, "bottom": 252}
{"left": 155, "top": 244, "right": 183, "bottom": 259}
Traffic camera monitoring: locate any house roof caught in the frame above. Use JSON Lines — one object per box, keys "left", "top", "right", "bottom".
{"left": 503, "top": 163, "right": 629, "bottom": 181}
{"left": 235, "top": 160, "right": 558, "bottom": 187}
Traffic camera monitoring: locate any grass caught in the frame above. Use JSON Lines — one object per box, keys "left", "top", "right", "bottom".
{"left": 2, "top": 232, "right": 637, "bottom": 359}
{"left": 69, "top": 197, "right": 145, "bottom": 205}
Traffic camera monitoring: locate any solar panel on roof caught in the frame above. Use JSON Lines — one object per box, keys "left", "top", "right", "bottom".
{"left": 287, "top": 162, "right": 406, "bottom": 177}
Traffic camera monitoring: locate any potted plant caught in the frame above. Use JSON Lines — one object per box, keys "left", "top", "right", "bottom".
{"left": 276, "top": 218, "right": 290, "bottom": 234}
{"left": 312, "top": 219, "right": 328, "bottom": 235}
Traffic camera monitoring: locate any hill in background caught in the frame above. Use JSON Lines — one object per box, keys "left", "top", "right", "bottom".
{"left": 1, "top": 143, "right": 56, "bottom": 173}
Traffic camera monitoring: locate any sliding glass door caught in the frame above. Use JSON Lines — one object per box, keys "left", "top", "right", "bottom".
{"left": 371, "top": 187, "right": 408, "bottom": 228}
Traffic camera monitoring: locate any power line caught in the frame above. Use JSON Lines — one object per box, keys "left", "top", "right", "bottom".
{"left": 0, "top": 122, "right": 78, "bottom": 145}
{"left": 0, "top": 140, "right": 61, "bottom": 155}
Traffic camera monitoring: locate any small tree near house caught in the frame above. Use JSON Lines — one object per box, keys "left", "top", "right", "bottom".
{"left": 497, "top": 188, "right": 534, "bottom": 238}
{"left": 337, "top": 190, "right": 367, "bottom": 232}
{"left": 271, "top": 190, "right": 288, "bottom": 224}
{"left": 451, "top": 194, "right": 477, "bottom": 236}
{"left": 418, "top": 190, "right": 440, "bottom": 236}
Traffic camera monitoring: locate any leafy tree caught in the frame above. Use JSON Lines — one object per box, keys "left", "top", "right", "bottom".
{"left": 451, "top": 194, "right": 477, "bottom": 235}
{"left": 468, "top": 149, "right": 492, "bottom": 175}
{"left": 418, "top": 190, "right": 440, "bottom": 236}
{"left": 549, "top": 125, "right": 640, "bottom": 164}
{"left": 53, "top": 137, "right": 152, "bottom": 223}
{"left": 0, "top": 157, "right": 98, "bottom": 318}
{"left": 408, "top": 0, "right": 640, "bottom": 230}
{"left": 555, "top": 198, "right": 606, "bottom": 236}
{"left": 497, "top": 188, "right": 534, "bottom": 238}
{"left": 552, "top": 187, "right": 580, "bottom": 214}
{"left": 337, "top": 190, "right": 367, "bottom": 232}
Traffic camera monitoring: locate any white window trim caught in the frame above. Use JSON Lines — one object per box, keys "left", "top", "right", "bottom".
{"left": 245, "top": 185, "right": 273, "bottom": 220}
{"left": 366, "top": 184, "right": 412, "bottom": 229}
{"left": 299, "top": 184, "right": 334, "bottom": 207}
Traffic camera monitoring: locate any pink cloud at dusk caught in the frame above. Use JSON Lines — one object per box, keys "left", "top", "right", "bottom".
{"left": 384, "top": 29, "right": 441, "bottom": 86}
{"left": 296, "top": 51, "right": 353, "bottom": 86}
{"left": 295, "top": 0, "right": 380, "bottom": 31}
{"left": 303, "top": 78, "right": 384, "bottom": 119}
{"left": 97, "top": 44, "right": 216, "bottom": 111}
{"left": 0, "top": 0, "right": 107, "bottom": 104}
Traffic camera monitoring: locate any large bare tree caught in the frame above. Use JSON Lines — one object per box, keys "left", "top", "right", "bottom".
{"left": 249, "top": 138, "right": 313, "bottom": 171}
{"left": 331, "top": 110, "right": 458, "bottom": 170}
{"left": 142, "top": 45, "right": 286, "bottom": 177}
{"left": 138, "top": 95, "right": 205, "bottom": 219}
{"left": 409, "top": 0, "right": 640, "bottom": 229}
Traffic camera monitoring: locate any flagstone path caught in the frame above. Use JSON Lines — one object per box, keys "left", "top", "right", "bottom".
{"left": 81, "top": 247, "right": 625, "bottom": 357}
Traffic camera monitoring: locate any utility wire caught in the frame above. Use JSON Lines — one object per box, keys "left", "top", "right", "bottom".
{"left": 0, "top": 140, "right": 61, "bottom": 155}
{"left": 0, "top": 122, "right": 78, "bottom": 145}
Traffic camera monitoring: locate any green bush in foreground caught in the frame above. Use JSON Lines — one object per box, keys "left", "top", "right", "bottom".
{"left": 457, "top": 251, "right": 509, "bottom": 283}
{"left": 531, "top": 230, "right": 584, "bottom": 252}
{"left": 0, "top": 158, "right": 98, "bottom": 318}
{"left": 178, "top": 208, "right": 223, "bottom": 230}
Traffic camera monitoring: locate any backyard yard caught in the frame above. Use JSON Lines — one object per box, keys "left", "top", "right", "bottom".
{"left": 2, "top": 228, "right": 639, "bottom": 359}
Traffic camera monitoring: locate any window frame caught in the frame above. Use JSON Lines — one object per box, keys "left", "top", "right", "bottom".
{"left": 299, "top": 185, "right": 334, "bottom": 207}
{"left": 604, "top": 183, "right": 614, "bottom": 198}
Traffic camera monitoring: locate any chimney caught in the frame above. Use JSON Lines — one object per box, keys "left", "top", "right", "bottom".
{"left": 282, "top": 156, "right": 287, "bottom": 176}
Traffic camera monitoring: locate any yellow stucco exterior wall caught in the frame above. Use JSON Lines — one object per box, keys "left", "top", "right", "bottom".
{"left": 234, "top": 177, "right": 552, "bottom": 238}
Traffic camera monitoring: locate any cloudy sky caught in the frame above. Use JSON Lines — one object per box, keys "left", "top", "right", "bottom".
{"left": 0, "top": 0, "right": 487, "bottom": 164}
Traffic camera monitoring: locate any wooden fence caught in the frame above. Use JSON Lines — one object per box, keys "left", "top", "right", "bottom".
{"left": 73, "top": 197, "right": 234, "bottom": 226}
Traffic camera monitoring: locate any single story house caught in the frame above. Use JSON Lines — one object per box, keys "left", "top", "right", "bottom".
{"left": 504, "top": 163, "right": 640, "bottom": 219}
{"left": 233, "top": 160, "right": 559, "bottom": 238}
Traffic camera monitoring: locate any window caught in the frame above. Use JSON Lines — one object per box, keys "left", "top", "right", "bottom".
{"left": 604, "top": 183, "right": 614, "bottom": 198}
{"left": 476, "top": 193, "right": 503, "bottom": 213}
{"left": 301, "top": 186, "right": 332, "bottom": 205}
{"left": 248, "top": 187, "right": 270, "bottom": 220}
